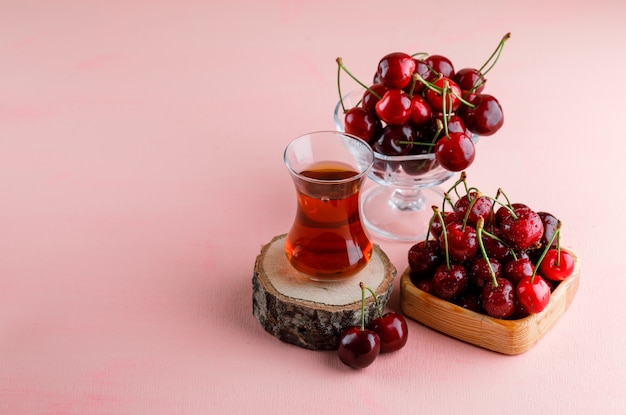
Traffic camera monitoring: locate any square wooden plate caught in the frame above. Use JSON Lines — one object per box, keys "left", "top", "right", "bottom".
{"left": 400, "top": 249, "right": 580, "bottom": 355}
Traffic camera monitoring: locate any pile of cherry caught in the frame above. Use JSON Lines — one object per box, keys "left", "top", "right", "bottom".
{"left": 408, "top": 173, "right": 575, "bottom": 320}
{"left": 337, "top": 33, "right": 509, "bottom": 172}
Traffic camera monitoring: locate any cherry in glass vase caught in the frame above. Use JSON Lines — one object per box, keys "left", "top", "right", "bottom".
{"left": 335, "top": 90, "right": 475, "bottom": 242}
{"left": 284, "top": 131, "right": 375, "bottom": 281}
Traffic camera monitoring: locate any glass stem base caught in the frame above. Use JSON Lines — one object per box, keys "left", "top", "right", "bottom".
{"left": 361, "top": 185, "right": 447, "bottom": 242}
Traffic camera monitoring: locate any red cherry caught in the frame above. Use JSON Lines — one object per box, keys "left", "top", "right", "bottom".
{"left": 538, "top": 249, "right": 575, "bottom": 281}
{"left": 495, "top": 203, "right": 529, "bottom": 226}
{"left": 338, "top": 326, "right": 381, "bottom": 369}
{"left": 481, "top": 277, "right": 516, "bottom": 319}
{"left": 362, "top": 84, "right": 389, "bottom": 113}
{"left": 439, "top": 222, "right": 478, "bottom": 263}
{"left": 375, "top": 89, "right": 412, "bottom": 125}
{"left": 434, "top": 114, "right": 472, "bottom": 136}
{"left": 369, "top": 312, "right": 409, "bottom": 353}
{"left": 408, "top": 240, "right": 443, "bottom": 281}
{"left": 537, "top": 211, "right": 559, "bottom": 249}
{"left": 434, "top": 132, "right": 476, "bottom": 172}
{"left": 373, "top": 123, "right": 415, "bottom": 156}
{"left": 425, "top": 77, "right": 462, "bottom": 113}
{"left": 407, "top": 94, "right": 433, "bottom": 127}
{"left": 516, "top": 275, "right": 551, "bottom": 314}
{"left": 468, "top": 257, "right": 501, "bottom": 290}
{"left": 429, "top": 210, "right": 456, "bottom": 239}
{"left": 459, "top": 93, "right": 504, "bottom": 136}
{"left": 454, "top": 191, "right": 494, "bottom": 228}
{"left": 503, "top": 257, "right": 535, "bottom": 285}
{"left": 481, "top": 229, "right": 510, "bottom": 260}
{"left": 500, "top": 207, "right": 544, "bottom": 251}
{"left": 453, "top": 67, "right": 486, "bottom": 94}
{"left": 344, "top": 107, "right": 380, "bottom": 144}
{"left": 432, "top": 263, "right": 468, "bottom": 301}
{"left": 425, "top": 54, "right": 455, "bottom": 78}
{"left": 405, "top": 58, "right": 436, "bottom": 94}
{"left": 377, "top": 52, "right": 416, "bottom": 89}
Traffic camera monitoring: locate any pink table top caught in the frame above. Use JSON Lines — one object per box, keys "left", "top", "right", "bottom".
{"left": 2, "top": 1, "right": 625, "bottom": 414}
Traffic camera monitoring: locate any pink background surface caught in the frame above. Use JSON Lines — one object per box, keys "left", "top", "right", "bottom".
{"left": 2, "top": 1, "right": 625, "bottom": 414}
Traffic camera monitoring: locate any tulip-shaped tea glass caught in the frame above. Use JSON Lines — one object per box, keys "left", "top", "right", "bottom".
{"left": 335, "top": 90, "right": 462, "bottom": 242}
{"left": 284, "top": 131, "right": 375, "bottom": 281}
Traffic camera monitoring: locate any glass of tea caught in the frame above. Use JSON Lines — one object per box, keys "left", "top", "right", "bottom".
{"left": 283, "top": 131, "right": 375, "bottom": 281}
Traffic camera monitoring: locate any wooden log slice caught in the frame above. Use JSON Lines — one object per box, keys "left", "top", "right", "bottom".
{"left": 252, "top": 234, "right": 396, "bottom": 350}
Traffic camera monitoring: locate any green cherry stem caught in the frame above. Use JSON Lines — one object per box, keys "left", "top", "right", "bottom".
{"left": 358, "top": 282, "right": 367, "bottom": 330}
{"left": 433, "top": 206, "right": 450, "bottom": 269}
{"left": 531, "top": 221, "right": 563, "bottom": 282}
{"left": 477, "top": 32, "right": 511, "bottom": 79}
{"left": 336, "top": 57, "right": 381, "bottom": 111}
{"left": 362, "top": 283, "right": 383, "bottom": 319}
{"left": 476, "top": 217, "right": 498, "bottom": 287}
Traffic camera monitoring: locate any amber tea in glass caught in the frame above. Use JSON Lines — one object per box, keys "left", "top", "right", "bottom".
{"left": 283, "top": 131, "right": 374, "bottom": 281}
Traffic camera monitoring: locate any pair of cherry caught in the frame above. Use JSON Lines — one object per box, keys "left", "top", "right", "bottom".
{"left": 337, "top": 283, "right": 408, "bottom": 369}
{"left": 408, "top": 173, "right": 575, "bottom": 319}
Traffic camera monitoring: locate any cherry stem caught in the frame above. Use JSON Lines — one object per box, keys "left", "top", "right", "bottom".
{"left": 476, "top": 217, "right": 498, "bottom": 287}
{"left": 397, "top": 141, "right": 435, "bottom": 147}
{"left": 531, "top": 221, "right": 563, "bottom": 282}
{"left": 363, "top": 284, "right": 383, "bottom": 319}
{"left": 433, "top": 206, "right": 450, "bottom": 269}
{"left": 358, "top": 281, "right": 367, "bottom": 330}
{"left": 462, "top": 191, "right": 482, "bottom": 230}
{"left": 442, "top": 81, "right": 450, "bottom": 137}
{"left": 444, "top": 171, "right": 467, "bottom": 202}
{"left": 484, "top": 190, "right": 518, "bottom": 220}
{"left": 442, "top": 192, "right": 455, "bottom": 212}
{"left": 477, "top": 32, "right": 511, "bottom": 79}
{"left": 336, "top": 57, "right": 380, "bottom": 114}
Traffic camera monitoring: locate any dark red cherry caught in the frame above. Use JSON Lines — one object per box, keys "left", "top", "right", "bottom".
{"left": 495, "top": 203, "right": 529, "bottom": 226}
{"left": 425, "top": 54, "right": 455, "bottom": 78}
{"left": 344, "top": 107, "right": 380, "bottom": 144}
{"left": 481, "top": 277, "right": 516, "bottom": 319}
{"left": 455, "top": 291, "right": 482, "bottom": 313}
{"left": 373, "top": 123, "right": 415, "bottom": 156}
{"left": 362, "top": 84, "right": 389, "bottom": 113}
{"left": 503, "top": 257, "right": 535, "bottom": 285}
{"left": 434, "top": 132, "right": 476, "bottom": 172}
{"left": 468, "top": 257, "right": 502, "bottom": 290}
{"left": 453, "top": 67, "right": 486, "bottom": 94}
{"left": 500, "top": 207, "right": 544, "bottom": 251}
{"left": 481, "top": 229, "right": 510, "bottom": 260}
{"left": 405, "top": 58, "right": 436, "bottom": 94}
{"left": 408, "top": 240, "right": 443, "bottom": 282}
{"left": 338, "top": 326, "right": 380, "bottom": 369}
{"left": 459, "top": 93, "right": 504, "bottom": 136}
{"left": 429, "top": 210, "right": 456, "bottom": 239}
{"left": 369, "top": 312, "right": 408, "bottom": 353}
{"left": 432, "top": 264, "right": 468, "bottom": 301}
{"left": 408, "top": 94, "right": 433, "bottom": 127}
{"left": 414, "top": 278, "right": 435, "bottom": 294}
{"left": 454, "top": 191, "right": 494, "bottom": 228}
{"left": 439, "top": 222, "right": 478, "bottom": 263}
{"left": 537, "top": 211, "right": 559, "bottom": 249}
{"left": 377, "top": 52, "right": 416, "bottom": 89}
{"left": 375, "top": 89, "right": 412, "bottom": 125}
